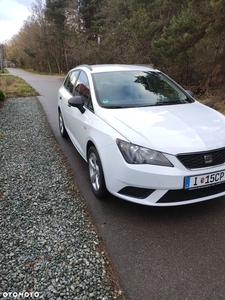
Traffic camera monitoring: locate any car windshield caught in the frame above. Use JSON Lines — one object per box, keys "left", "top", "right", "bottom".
{"left": 92, "top": 71, "right": 193, "bottom": 108}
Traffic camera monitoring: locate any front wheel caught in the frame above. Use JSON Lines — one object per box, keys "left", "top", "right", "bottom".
{"left": 58, "top": 109, "right": 68, "bottom": 138}
{"left": 88, "top": 146, "right": 108, "bottom": 198}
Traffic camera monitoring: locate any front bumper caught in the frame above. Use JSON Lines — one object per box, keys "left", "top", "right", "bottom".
{"left": 100, "top": 143, "right": 225, "bottom": 206}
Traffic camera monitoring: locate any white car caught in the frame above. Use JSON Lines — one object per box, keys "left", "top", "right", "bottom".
{"left": 58, "top": 64, "right": 225, "bottom": 206}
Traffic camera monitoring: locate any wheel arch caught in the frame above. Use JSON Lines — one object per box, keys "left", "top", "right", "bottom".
{"left": 86, "top": 141, "right": 108, "bottom": 198}
{"left": 86, "top": 140, "right": 95, "bottom": 160}
{"left": 86, "top": 140, "right": 106, "bottom": 174}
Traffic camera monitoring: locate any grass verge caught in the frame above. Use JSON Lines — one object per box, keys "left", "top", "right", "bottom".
{"left": 0, "top": 74, "right": 38, "bottom": 99}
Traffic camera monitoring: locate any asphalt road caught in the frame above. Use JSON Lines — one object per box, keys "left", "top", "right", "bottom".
{"left": 7, "top": 68, "right": 225, "bottom": 300}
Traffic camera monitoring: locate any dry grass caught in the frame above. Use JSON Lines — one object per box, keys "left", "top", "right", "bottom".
{"left": 0, "top": 75, "right": 38, "bottom": 98}
{"left": 184, "top": 81, "right": 225, "bottom": 114}
{"left": 196, "top": 94, "right": 225, "bottom": 115}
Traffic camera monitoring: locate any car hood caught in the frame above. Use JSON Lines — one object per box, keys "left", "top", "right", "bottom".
{"left": 97, "top": 102, "right": 225, "bottom": 155}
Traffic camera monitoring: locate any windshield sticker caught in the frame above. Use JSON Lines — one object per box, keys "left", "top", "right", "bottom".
{"left": 102, "top": 99, "right": 109, "bottom": 104}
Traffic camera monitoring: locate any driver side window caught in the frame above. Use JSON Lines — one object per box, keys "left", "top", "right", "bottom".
{"left": 74, "top": 71, "right": 93, "bottom": 111}
{"left": 64, "top": 70, "right": 79, "bottom": 94}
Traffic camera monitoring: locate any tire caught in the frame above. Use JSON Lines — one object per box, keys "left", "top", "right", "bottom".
{"left": 88, "top": 146, "right": 108, "bottom": 198}
{"left": 58, "top": 109, "right": 68, "bottom": 138}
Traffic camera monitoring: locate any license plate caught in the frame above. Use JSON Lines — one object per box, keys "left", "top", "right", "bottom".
{"left": 184, "top": 170, "right": 225, "bottom": 190}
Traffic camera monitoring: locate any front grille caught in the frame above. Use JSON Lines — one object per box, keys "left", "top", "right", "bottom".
{"left": 177, "top": 148, "right": 225, "bottom": 169}
{"left": 157, "top": 182, "right": 225, "bottom": 203}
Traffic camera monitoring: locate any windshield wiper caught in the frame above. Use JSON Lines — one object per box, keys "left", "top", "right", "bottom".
{"left": 103, "top": 105, "right": 125, "bottom": 109}
{"left": 155, "top": 100, "right": 186, "bottom": 106}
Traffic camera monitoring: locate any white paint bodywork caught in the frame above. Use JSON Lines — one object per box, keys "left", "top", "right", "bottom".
{"left": 58, "top": 65, "right": 225, "bottom": 206}
{"left": 96, "top": 102, "right": 225, "bottom": 154}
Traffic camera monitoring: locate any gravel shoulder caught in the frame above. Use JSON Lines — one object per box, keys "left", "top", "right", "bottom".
{"left": 0, "top": 97, "right": 123, "bottom": 300}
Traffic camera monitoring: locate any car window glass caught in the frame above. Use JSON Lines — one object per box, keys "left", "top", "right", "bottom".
{"left": 93, "top": 71, "right": 192, "bottom": 108}
{"left": 63, "top": 74, "right": 70, "bottom": 89}
{"left": 75, "top": 71, "right": 93, "bottom": 111}
{"left": 64, "top": 70, "right": 79, "bottom": 94}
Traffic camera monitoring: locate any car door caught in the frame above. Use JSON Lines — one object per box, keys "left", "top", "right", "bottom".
{"left": 65, "top": 70, "right": 94, "bottom": 159}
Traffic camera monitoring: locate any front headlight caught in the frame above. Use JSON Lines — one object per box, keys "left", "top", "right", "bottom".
{"left": 116, "top": 139, "right": 173, "bottom": 167}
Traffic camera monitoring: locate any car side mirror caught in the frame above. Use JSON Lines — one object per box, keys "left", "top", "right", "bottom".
{"left": 68, "top": 96, "right": 85, "bottom": 114}
{"left": 185, "top": 90, "right": 194, "bottom": 97}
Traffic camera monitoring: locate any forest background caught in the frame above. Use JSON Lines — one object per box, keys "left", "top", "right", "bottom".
{"left": 4, "top": 0, "right": 225, "bottom": 100}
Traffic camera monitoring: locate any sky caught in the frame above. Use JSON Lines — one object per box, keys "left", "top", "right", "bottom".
{"left": 0, "top": 0, "right": 33, "bottom": 43}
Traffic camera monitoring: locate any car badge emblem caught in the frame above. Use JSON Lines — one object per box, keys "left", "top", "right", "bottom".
{"left": 204, "top": 154, "right": 213, "bottom": 164}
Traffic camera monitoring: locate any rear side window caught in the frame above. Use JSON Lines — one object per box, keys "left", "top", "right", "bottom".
{"left": 64, "top": 70, "right": 80, "bottom": 94}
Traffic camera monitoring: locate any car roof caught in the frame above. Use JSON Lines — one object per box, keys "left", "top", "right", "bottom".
{"left": 74, "top": 64, "right": 157, "bottom": 73}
